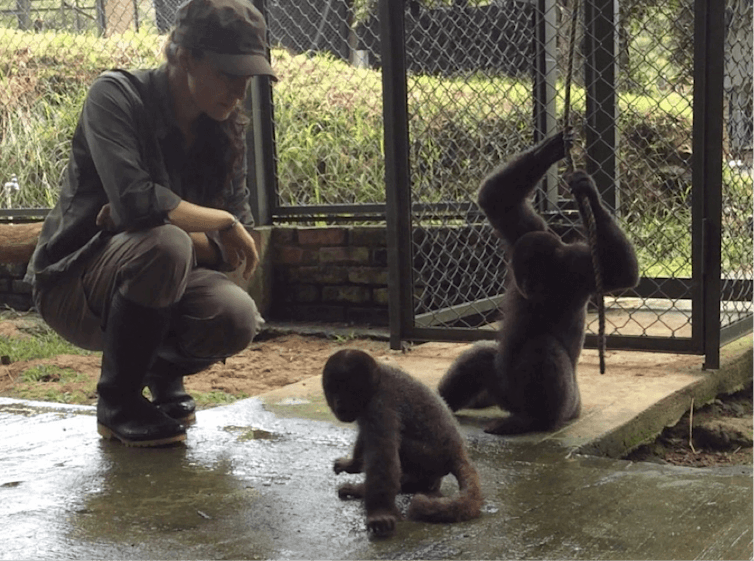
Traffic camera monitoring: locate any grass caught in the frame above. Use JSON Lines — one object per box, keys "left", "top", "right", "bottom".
{"left": 11, "top": 364, "right": 95, "bottom": 404}
{"left": 0, "top": 329, "right": 252, "bottom": 407}
{"left": 1, "top": 9, "right": 750, "bottom": 280}
{"left": 0, "top": 320, "right": 93, "bottom": 362}
{"left": 0, "top": 310, "right": 251, "bottom": 407}
{"left": 19, "top": 363, "right": 83, "bottom": 382}
{"left": 193, "top": 390, "right": 249, "bottom": 407}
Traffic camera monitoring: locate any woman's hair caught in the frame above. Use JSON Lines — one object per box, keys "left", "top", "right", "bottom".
{"left": 164, "top": 34, "right": 250, "bottom": 200}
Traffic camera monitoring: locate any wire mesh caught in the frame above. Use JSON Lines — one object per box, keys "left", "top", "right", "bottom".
{"left": 265, "top": 0, "right": 386, "bottom": 213}
{"left": 0, "top": 0, "right": 168, "bottom": 216}
{"left": 395, "top": 0, "right": 753, "bottom": 345}
{"left": 0, "top": 0, "right": 751, "bottom": 349}
{"left": 720, "top": 0, "right": 753, "bottom": 331}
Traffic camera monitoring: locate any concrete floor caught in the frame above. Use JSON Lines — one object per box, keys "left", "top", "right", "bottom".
{"left": 1, "top": 336, "right": 752, "bottom": 560}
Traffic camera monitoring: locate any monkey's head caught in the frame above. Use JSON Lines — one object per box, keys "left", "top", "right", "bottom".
{"left": 322, "top": 349, "right": 380, "bottom": 423}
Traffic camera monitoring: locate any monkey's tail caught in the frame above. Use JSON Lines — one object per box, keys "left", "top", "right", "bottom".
{"left": 407, "top": 457, "right": 483, "bottom": 523}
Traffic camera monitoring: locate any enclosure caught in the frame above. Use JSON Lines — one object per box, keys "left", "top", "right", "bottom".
{"left": 0, "top": 0, "right": 752, "bottom": 368}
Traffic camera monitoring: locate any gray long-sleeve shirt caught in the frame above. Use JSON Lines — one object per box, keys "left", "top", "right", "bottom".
{"left": 25, "top": 64, "right": 253, "bottom": 289}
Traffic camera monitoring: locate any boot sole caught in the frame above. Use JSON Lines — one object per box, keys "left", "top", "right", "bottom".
{"left": 176, "top": 412, "right": 197, "bottom": 424}
{"left": 97, "top": 423, "right": 187, "bottom": 447}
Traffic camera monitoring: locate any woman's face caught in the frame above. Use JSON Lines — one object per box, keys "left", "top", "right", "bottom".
{"left": 185, "top": 54, "right": 251, "bottom": 121}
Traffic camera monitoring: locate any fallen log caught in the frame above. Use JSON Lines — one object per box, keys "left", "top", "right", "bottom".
{"left": 0, "top": 222, "right": 43, "bottom": 264}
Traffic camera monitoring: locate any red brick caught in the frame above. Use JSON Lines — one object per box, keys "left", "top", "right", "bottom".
{"left": 297, "top": 228, "right": 347, "bottom": 246}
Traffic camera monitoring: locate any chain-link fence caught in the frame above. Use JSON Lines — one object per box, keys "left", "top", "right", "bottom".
{"left": 263, "top": 0, "right": 386, "bottom": 217}
{"left": 1, "top": 0, "right": 751, "bottom": 366}
{"left": 377, "top": 0, "right": 752, "bottom": 366}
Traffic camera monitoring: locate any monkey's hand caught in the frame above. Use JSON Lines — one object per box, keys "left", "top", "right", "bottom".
{"left": 537, "top": 128, "right": 576, "bottom": 166}
{"left": 565, "top": 170, "right": 600, "bottom": 205}
{"left": 366, "top": 510, "right": 399, "bottom": 537}
{"left": 334, "top": 457, "right": 362, "bottom": 474}
{"left": 337, "top": 482, "right": 365, "bottom": 499}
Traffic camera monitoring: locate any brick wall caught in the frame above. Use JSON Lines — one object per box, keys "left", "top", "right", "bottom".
{"left": 270, "top": 225, "right": 389, "bottom": 326}
{"left": 0, "top": 223, "right": 512, "bottom": 327}
{"left": 0, "top": 225, "right": 391, "bottom": 324}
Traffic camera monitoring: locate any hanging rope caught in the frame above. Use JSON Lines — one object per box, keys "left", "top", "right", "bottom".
{"left": 562, "top": 0, "right": 579, "bottom": 174}
{"left": 562, "top": 0, "right": 607, "bottom": 374}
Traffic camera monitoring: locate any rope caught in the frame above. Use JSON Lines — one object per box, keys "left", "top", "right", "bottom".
{"left": 575, "top": 192, "right": 606, "bottom": 374}
{"left": 562, "top": 0, "right": 579, "bottom": 174}
{"left": 562, "top": 0, "right": 606, "bottom": 373}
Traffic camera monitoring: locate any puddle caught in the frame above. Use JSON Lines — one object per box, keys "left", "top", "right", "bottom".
{"left": 223, "top": 425, "right": 280, "bottom": 441}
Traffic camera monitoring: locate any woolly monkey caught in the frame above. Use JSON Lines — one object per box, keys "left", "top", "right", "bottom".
{"left": 439, "top": 131, "right": 639, "bottom": 435}
{"left": 323, "top": 349, "right": 483, "bottom": 537}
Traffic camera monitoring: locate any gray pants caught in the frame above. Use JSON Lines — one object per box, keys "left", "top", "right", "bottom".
{"left": 34, "top": 225, "right": 263, "bottom": 369}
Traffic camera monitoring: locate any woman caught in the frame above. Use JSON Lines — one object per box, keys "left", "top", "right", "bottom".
{"left": 24, "top": 0, "right": 276, "bottom": 447}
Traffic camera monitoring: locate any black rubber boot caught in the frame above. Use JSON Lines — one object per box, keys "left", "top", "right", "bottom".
{"left": 148, "top": 376, "right": 196, "bottom": 423}
{"left": 96, "top": 293, "right": 186, "bottom": 447}
{"left": 146, "top": 365, "right": 197, "bottom": 423}
{"left": 144, "top": 355, "right": 217, "bottom": 423}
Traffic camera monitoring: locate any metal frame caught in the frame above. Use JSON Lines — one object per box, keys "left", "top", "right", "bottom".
{"left": 2, "top": 0, "right": 750, "bottom": 368}
{"left": 379, "top": 0, "right": 752, "bottom": 366}
{"left": 691, "top": 0, "right": 725, "bottom": 369}
{"left": 379, "top": 0, "right": 414, "bottom": 351}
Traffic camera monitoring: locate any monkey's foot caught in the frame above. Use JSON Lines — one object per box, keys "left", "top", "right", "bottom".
{"left": 536, "top": 129, "right": 575, "bottom": 164}
{"left": 333, "top": 457, "right": 361, "bottom": 474}
{"left": 484, "top": 415, "right": 538, "bottom": 435}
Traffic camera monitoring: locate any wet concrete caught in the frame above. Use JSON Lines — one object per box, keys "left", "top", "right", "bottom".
{"left": 1, "top": 337, "right": 752, "bottom": 560}
{"left": 1, "top": 397, "right": 751, "bottom": 560}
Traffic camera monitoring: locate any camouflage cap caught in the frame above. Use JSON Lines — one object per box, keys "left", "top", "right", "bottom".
{"left": 173, "top": 0, "right": 277, "bottom": 79}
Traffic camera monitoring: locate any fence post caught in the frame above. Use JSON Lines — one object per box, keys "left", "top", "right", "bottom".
{"left": 380, "top": 0, "right": 413, "bottom": 350}
{"left": 247, "top": 0, "right": 278, "bottom": 227}
{"left": 16, "top": 0, "right": 30, "bottom": 29}
{"left": 692, "top": 0, "right": 725, "bottom": 369}
{"left": 96, "top": 0, "right": 106, "bottom": 35}
{"left": 533, "top": 0, "right": 559, "bottom": 212}
{"left": 583, "top": 0, "right": 619, "bottom": 213}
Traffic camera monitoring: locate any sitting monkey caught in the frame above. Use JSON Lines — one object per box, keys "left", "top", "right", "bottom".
{"left": 322, "top": 349, "right": 483, "bottom": 537}
{"left": 439, "top": 131, "right": 639, "bottom": 435}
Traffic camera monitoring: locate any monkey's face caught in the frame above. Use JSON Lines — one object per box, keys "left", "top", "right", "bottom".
{"left": 323, "top": 372, "right": 371, "bottom": 423}
{"left": 322, "top": 350, "right": 377, "bottom": 423}
{"left": 325, "top": 390, "right": 361, "bottom": 423}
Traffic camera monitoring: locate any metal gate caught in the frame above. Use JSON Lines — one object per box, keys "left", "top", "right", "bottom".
{"left": 381, "top": 0, "right": 753, "bottom": 368}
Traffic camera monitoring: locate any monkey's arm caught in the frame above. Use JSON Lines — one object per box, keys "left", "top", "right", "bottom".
{"left": 361, "top": 408, "right": 403, "bottom": 536}
{"left": 334, "top": 431, "right": 364, "bottom": 474}
{"left": 567, "top": 171, "right": 640, "bottom": 293}
{"left": 477, "top": 130, "right": 573, "bottom": 246}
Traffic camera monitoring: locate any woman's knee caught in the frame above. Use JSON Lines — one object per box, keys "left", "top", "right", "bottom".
{"left": 217, "top": 292, "right": 264, "bottom": 354}
{"left": 142, "top": 225, "right": 194, "bottom": 276}
{"left": 120, "top": 225, "right": 194, "bottom": 307}
{"left": 168, "top": 270, "right": 265, "bottom": 360}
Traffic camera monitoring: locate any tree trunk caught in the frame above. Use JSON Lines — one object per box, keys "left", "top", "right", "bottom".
{"left": 0, "top": 222, "right": 43, "bottom": 264}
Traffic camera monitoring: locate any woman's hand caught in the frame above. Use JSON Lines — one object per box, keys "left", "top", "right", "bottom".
{"left": 219, "top": 222, "right": 260, "bottom": 280}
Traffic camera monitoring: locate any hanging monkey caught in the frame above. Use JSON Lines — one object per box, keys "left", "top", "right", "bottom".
{"left": 438, "top": 130, "right": 639, "bottom": 435}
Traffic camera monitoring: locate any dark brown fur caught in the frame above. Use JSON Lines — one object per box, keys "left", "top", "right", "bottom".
{"left": 439, "top": 131, "right": 639, "bottom": 435}
{"left": 322, "top": 349, "right": 483, "bottom": 537}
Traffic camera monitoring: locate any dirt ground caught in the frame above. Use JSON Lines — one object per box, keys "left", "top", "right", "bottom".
{"left": 623, "top": 388, "right": 753, "bottom": 468}
{"left": 1, "top": 316, "right": 751, "bottom": 468}
{"left": 0, "top": 317, "right": 393, "bottom": 406}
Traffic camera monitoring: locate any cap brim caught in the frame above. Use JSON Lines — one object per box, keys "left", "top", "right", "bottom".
{"left": 205, "top": 51, "right": 278, "bottom": 80}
